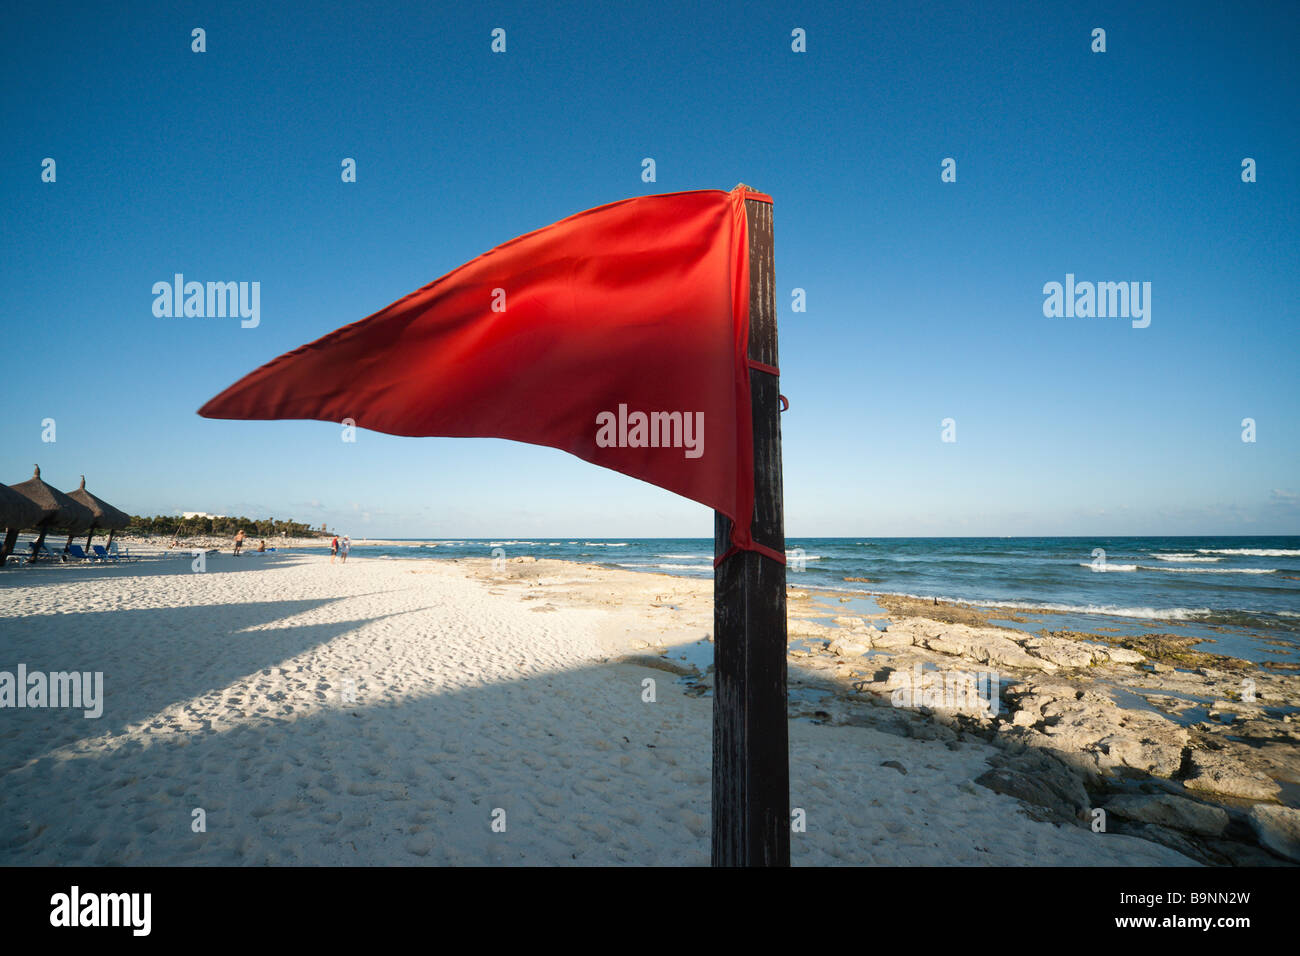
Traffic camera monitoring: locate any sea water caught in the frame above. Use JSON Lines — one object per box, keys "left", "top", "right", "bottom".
{"left": 298, "top": 536, "right": 1300, "bottom": 664}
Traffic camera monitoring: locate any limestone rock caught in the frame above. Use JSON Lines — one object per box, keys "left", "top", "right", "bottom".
{"left": 975, "top": 751, "right": 1089, "bottom": 824}
{"left": 1003, "top": 684, "right": 1188, "bottom": 778}
{"left": 1020, "top": 635, "right": 1098, "bottom": 669}
{"left": 1247, "top": 804, "right": 1300, "bottom": 862}
{"left": 1182, "top": 750, "right": 1282, "bottom": 801}
{"left": 1104, "top": 794, "right": 1228, "bottom": 837}
{"left": 1122, "top": 824, "right": 1209, "bottom": 864}
{"left": 870, "top": 628, "right": 915, "bottom": 649}
{"left": 828, "top": 637, "right": 870, "bottom": 657}
{"left": 906, "top": 623, "right": 1057, "bottom": 672}
{"left": 1089, "top": 709, "right": 1189, "bottom": 778}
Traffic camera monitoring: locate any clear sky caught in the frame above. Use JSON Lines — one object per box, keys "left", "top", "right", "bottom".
{"left": 2, "top": 0, "right": 1297, "bottom": 538}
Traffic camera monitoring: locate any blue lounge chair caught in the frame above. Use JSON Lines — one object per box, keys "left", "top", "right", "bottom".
{"left": 92, "top": 544, "right": 112, "bottom": 562}
{"left": 66, "top": 544, "right": 90, "bottom": 561}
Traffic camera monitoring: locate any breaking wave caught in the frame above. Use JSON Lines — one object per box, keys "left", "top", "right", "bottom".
{"left": 1144, "top": 566, "right": 1275, "bottom": 574}
{"left": 1197, "top": 548, "right": 1300, "bottom": 557}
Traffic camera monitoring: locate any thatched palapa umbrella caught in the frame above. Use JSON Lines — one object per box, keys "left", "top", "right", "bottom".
{"left": 2, "top": 465, "right": 94, "bottom": 562}
{"left": 0, "top": 482, "right": 47, "bottom": 566}
{"left": 68, "top": 475, "right": 130, "bottom": 551}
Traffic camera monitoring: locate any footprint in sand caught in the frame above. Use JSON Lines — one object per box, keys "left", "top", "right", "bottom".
{"left": 576, "top": 821, "right": 614, "bottom": 843}
{"left": 406, "top": 835, "right": 435, "bottom": 857}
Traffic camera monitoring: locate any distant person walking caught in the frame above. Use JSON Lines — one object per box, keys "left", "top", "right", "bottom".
{"left": 233, "top": 529, "right": 245, "bottom": 556}
{"left": 330, "top": 535, "right": 339, "bottom": 563}
{"left": 340, "top": 535, "right": 351, "bottom": 564}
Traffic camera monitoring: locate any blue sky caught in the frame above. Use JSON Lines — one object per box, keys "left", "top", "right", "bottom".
{"left": 2, "top": 0, "right": 1297, "bottom": 537}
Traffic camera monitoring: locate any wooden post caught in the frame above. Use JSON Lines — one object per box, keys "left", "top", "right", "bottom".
{"left": 712, "top": 188, "right": 789, "bottom": 866}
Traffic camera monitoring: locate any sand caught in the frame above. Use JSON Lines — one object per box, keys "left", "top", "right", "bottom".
{"left": 0, "top": 553, "right": 1194, "bottom": 865}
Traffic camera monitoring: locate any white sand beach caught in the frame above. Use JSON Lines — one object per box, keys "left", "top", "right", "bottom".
{"left": 0, "top": 552, "right": 1204, "bottom": 865}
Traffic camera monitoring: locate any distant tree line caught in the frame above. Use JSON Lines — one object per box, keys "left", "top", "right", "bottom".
{"left": 126, "top": 515, "right": 325, "bottom": 538}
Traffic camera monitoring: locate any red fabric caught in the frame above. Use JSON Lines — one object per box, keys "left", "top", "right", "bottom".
{"left": 199, "top": 185, "right": 773, "bottom": 554}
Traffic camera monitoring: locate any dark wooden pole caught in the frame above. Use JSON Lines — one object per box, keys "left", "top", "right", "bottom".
{"left": 712, "top": 188, "right": 789, "bottom": 866}
{"left": 32, "top": 527, "right": 49, "bottom": 562}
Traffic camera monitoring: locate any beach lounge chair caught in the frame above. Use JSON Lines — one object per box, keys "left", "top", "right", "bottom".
{"left": 66, "top": 544, "right": 90, "bottom": 561}
{"left": 92, "top": 544, "right": 112, "bottom": 562}
{"left": 2, "top": 543, "right": 33, "bottom": 566}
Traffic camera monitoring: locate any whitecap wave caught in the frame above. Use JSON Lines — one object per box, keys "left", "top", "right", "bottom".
{"left": 1197, "top": 548, "right": 1300, "bottom": 557}
{"left": 858, "top": 591, "right": 1220, "bottom": 621}
{"left": 1079, "top": 561, "right": 1275, "bottom": 574}
{"left": 967, "top": 599, "right": 1215, "bottom": 621}
{"left": 1142, "top": 566, "right": 1275, "bottom": 574}
{"left": 1151, "top": 554, "right": 1221, "bottom": 562}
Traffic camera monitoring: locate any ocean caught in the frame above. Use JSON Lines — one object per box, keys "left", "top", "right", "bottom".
{"left": 318, "top": 536, "right": 1300, "bottom": 664}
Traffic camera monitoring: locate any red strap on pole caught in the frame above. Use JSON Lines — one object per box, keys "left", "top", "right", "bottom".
{"left": 714, "top": 540, "right": 786, "bottom": 568}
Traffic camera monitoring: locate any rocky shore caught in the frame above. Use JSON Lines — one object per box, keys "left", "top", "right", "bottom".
{"left": 782, "top": 589, "right": 1300, "bottom": 865}
{"left": 473, "top": 557, "right": 1300, "bottom": 865}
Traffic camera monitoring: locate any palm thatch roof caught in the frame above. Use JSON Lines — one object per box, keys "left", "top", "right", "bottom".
{"left": 0, "top": 481, "right": 46, "bottom": 530}
{"left": 8, "top": 465, "right": 95, "bottom": 533}
{"left": 67, "top": 476, "right": 130, "bottom": 531}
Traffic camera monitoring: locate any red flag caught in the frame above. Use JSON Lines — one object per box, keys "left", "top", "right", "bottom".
{"left": 199, "top": 185, "right": 775, "bottom": 556}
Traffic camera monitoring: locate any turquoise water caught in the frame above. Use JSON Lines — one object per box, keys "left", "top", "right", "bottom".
{"left": 308, "top": 536, "right": 1300, "bottom": 662}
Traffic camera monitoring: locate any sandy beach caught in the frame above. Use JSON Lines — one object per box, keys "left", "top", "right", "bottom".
{"left": 8, "top": 550, "right": 1294, "bottom": 866}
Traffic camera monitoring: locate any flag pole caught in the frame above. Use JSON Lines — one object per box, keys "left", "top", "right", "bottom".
{"left": 712, "top": 187, "right": 789, "bottom": 866}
